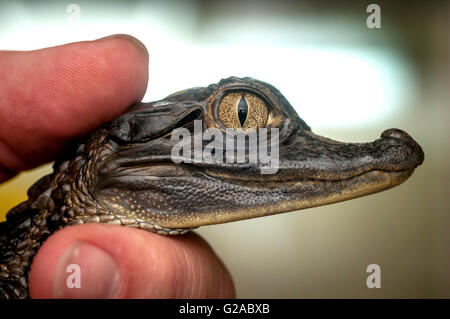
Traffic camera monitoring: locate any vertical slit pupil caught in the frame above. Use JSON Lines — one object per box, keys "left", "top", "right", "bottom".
{"left": 237, "top": 96, "right": 248, "bottom": 127}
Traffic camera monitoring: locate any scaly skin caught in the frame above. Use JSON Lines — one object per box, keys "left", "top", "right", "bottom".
{"left": 0, "top": 77, "right": 424, "bottom": 298}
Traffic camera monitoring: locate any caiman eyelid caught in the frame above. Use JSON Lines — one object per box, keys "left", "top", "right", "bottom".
{"left": 175, "top": 108, "right": 202, "bottom": 129}
{"left": 109, "top": 107, "right": 203, "bottom": 144}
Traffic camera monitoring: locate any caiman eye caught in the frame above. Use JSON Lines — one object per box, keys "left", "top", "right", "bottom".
{"left": 218, "top": 92, "right": 268, "bottom": 130}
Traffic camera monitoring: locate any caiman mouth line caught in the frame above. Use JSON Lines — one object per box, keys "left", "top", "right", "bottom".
{"left": 201, "top": 166, "right": 416, "bottom": 183}
{"left": 204, "top": 168, "right": 415, "bottom": 184}
{"left": 112, "top": 161, "right": 416, "bottom": 184}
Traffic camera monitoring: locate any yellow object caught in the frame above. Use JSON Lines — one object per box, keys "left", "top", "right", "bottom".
{"left": 0, "top": 164, "right": 52, "bottom": 222}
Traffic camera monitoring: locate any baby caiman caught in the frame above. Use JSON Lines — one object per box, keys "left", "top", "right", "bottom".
{"left": 0, "top": 77, "right": 424, "bottom": 299}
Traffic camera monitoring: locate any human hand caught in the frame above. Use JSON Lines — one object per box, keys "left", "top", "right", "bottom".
{"left": 0, "top": 35, "right": 235, "bottom": 298}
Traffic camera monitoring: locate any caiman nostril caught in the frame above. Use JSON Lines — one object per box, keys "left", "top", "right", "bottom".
{"left": 381, "top": 128, "right": 412, "bottom": 141}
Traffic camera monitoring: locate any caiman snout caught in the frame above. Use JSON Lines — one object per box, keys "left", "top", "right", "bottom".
{"left": 380, "top": 128, "right": 425, "bottom": 169}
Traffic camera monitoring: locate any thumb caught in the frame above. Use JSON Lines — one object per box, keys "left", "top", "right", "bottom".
{"left": 28, "top": 224, "right": 235, "bottom": 298}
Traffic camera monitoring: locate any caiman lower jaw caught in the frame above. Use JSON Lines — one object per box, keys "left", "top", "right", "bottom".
{"left": 97, "top": 162, "right": 416, "bottom": 229}
{"left": 297, "top": 168, "right": 416, "bottom": 208}
{"left": 282, "top": 168, "right": 415, "bottom": 211}
{"left": 172, "top": 168, "right": 415, "bottom": 228}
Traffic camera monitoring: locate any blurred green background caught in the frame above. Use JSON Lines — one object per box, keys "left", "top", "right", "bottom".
{"left": 0, "top": 0, "right": 449, "bottom": 297}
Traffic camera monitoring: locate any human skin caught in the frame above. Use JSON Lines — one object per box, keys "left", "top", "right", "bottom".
{"left": 0, "top": 35, "right": 235, "bottom": 298}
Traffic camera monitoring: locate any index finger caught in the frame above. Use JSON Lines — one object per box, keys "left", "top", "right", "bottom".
{"left": 0, "top": 34, "right": 149, "bottom": 181}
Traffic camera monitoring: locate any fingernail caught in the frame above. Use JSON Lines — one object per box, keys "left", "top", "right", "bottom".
{"left": 97, "top": 34, "right": 148, "bottom": 57}
{"left": 53, "top": 242, "right": 121, "bottom": 298}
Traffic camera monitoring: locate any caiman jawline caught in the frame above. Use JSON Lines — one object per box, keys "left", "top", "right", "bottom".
{"left": 142, "top": 168, "right": 416, "bottom": 228}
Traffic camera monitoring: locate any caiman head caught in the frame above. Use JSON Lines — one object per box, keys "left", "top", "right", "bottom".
{"left": 57, "top": 76, "right": 424, "bottom": 233}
